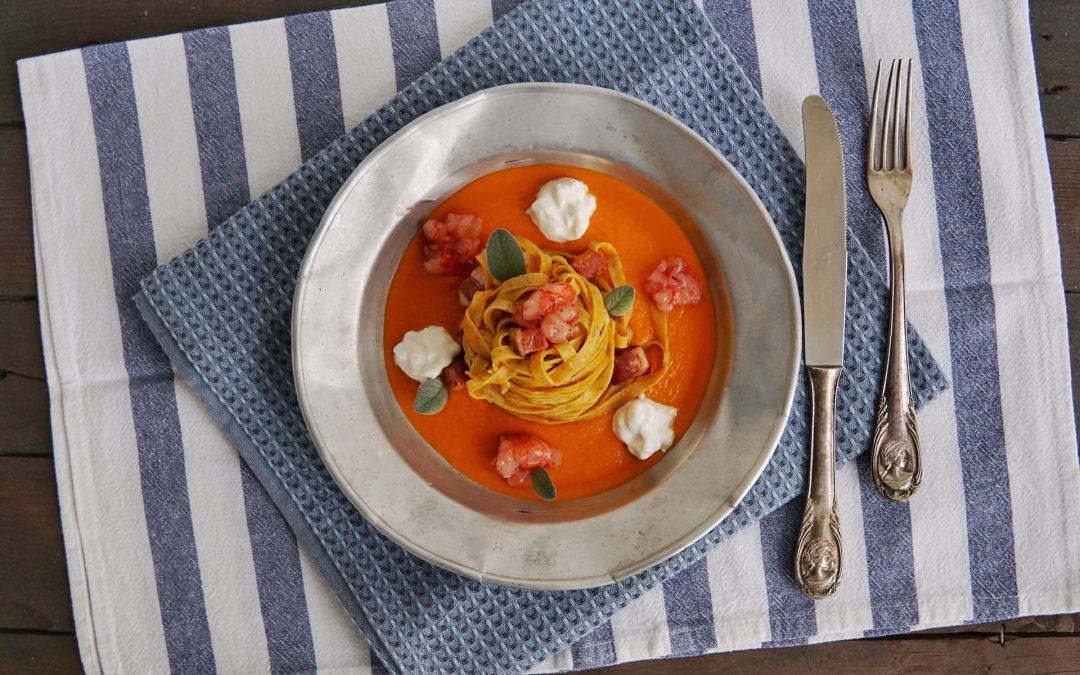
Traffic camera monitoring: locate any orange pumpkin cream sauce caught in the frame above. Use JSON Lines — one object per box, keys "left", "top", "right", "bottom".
{"left": 383, "top": 164, "right": 731, "bottom": 501}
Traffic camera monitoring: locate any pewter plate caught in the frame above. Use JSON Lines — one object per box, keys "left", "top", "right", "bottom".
{"left": 293, "top": 83, "right": 800, "bottom": 590}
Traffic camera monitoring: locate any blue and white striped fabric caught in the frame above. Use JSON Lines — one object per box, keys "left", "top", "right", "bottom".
{"left": 17, "top": 0, "right": 1079, "bottom": 673}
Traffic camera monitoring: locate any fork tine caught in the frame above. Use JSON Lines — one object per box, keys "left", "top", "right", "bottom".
{"left": 891, "top": 60, "right": 902, "bottom": 171}
{"left": 903, "top": 58, "right": 913, "bottom": 171}
{"left": 868, "top": 59, "right": 884, "bottom": 172}
{"left": 883, "top": 59, "right": 899, "bottom": 171}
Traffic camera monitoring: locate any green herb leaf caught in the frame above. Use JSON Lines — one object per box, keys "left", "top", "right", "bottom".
{"left": 414, "top": 377, "right": 448, "bottom": 415}
{"left": 604, "top": 285, "right": 636, "bottom": 316}
{"left": 486, "top": 229, "right": 526, "bottom": 282}
{"left": 531, "top": 467, "right": 557, "bottom": 501}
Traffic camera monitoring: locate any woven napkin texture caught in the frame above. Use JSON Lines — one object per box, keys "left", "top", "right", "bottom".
{"left": 135, "top": 0, "right": 946, "bottom": 672}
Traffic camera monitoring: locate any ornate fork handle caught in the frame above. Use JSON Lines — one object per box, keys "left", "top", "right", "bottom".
{"left": 795, "top": 366, "right": 843, "bottom": 599}
{"left": 870, "top": 207, "right": 922, "bottom": 501}
{"left": 866, "top": 58, "right": 922, "bottom": 501}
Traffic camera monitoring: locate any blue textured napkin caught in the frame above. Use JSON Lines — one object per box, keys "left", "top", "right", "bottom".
{"left": 135, "top": 0, "right": 947, "bottom": 671}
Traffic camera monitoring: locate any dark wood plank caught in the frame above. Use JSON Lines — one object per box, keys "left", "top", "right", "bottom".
{"left": 920, "top": 614, "right": 1080, "bottom": 636}
{"left": 0, "top": 0, "right": 383, "bottom": 125}
{"left": 0, "top": 299, "right": 50, "bottom": 457}
{"left": 0, "top": 127, "right": 34, "bottom": 299}
{"left": 1031, "top": 0, "right": 1080, "bottom": 138}
{"left": 1050, "top": 138, "right": 1080, "bottom": 293}
{"left": 0, "top": 457, "right": 73, "bottom": 632}
{"left": 580, "top": 634, "right": 1080, "bottom": 675}
{"left": 0, "top": 633, "right": 81, "bottom": 675}
{"left": 1003, "top": 613, "right": 1080, "bottom": 634}
{"left": 0, "top": 375, "right": 50, "bottom": 458}
{"left": 0, "top": 300, "right": 44, "bottom": 379}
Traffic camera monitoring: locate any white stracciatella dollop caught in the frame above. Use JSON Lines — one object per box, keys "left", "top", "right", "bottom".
{"left": 526, "top": 177, "right": 597, "bottom": 243}
{"left": 392, "top": 326, "right": 461, "bottom": 382}
{"left": 613, "top": 395, "right": 678, "bottom": 460}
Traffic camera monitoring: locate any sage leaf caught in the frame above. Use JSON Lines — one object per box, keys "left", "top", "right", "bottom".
{"left": 531, "top": 467, "right": 557, "bottom": 501}
{"left": 604, "top": 285, "right": 635, "bottom": 316}
{"left": 487, "top": 228, "right": 526, "bottom": 282}
{"left": 414, "top": 377, "right": 448, "bottom": 415}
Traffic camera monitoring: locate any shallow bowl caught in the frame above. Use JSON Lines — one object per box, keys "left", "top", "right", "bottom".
{"left": 293, "top": 83, "right": 800, "bottom": 590}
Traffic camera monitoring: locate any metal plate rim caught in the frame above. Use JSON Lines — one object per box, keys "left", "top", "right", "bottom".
{"left": 293, "top": 82, "right": 801, "bottom": 589}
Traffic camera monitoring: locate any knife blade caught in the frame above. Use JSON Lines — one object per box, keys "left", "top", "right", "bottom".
{"left": 802, "top": 95, "right": 847, "bottom": 367}
{"left": 794, "top": 95, "right": 847, "bottom": 601}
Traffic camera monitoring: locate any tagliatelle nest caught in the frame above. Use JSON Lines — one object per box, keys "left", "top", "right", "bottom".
{"left": 461, "top": 236, "right": 669, "bottom": 423}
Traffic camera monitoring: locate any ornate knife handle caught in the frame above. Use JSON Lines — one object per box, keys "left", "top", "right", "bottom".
{"left": 795, "top": 365, "right": 843, "bottom": 600}
{"left": 870, "top": 209, "right": 922, "bottom": 501}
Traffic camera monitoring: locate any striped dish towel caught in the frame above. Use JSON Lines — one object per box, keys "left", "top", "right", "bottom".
{"left": 18, "top": 0, "right": 1079, "bottom": 674}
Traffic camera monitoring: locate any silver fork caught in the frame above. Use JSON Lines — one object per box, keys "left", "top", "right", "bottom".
{"left": 867, "top": 58, "right": 922, "bottom": 501}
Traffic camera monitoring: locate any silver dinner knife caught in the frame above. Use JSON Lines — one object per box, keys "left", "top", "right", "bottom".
{"left": 794, "top": 95, "right": 847, "bottom": 600}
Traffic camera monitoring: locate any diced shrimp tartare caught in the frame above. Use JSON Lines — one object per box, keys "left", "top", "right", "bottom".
{"left": 644, "top": 256, "right": 703, "bottom": 312}
{"left": 512, "top": 282, "right": 580, "bottom": 348}
{"left": 493, "top": 434, "right": 563, "bottom": 486}
{"left": 421, "top": 213, "right": 484, "bottom": 275}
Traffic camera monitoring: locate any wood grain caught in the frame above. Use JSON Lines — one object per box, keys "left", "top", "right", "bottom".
{"left": 0, "top": 457, "right": 73, "bottom": 633}
{"left": 1050, "top": 138, "right": 1080, "bottom": 293}
{"left": 579, "top": 634, "right": 1080, "bottom": 675}
{"left": 0, "top": 300, "right": 43, "bottom": 379}
{"left": 1002, "top": 613, "right": 1080, "bottom": 634}
{"left": 0, "top": 127, "right": 34, "bottom": 299}
{"left": 0, "top": 300, "right": 50, "bottom": 457}
{"left": 10, "top": 631, "right": 1080, "bottom": 675}
{"left": 1031, "top": 0, "right": 1080, "bottom": 137}
{"left": 0, "top": 375, "right": 50, "bottom": 457}
{"left": 921, "top": 615, "right": 1080, "bottom": 637}
{"left": 0, "top": 633, "right": 81, "bottom": 675}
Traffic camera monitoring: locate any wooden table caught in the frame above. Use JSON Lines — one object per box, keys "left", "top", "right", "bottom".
{"left": 1, "top": 1, "right": 1077, "bottom": 672}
